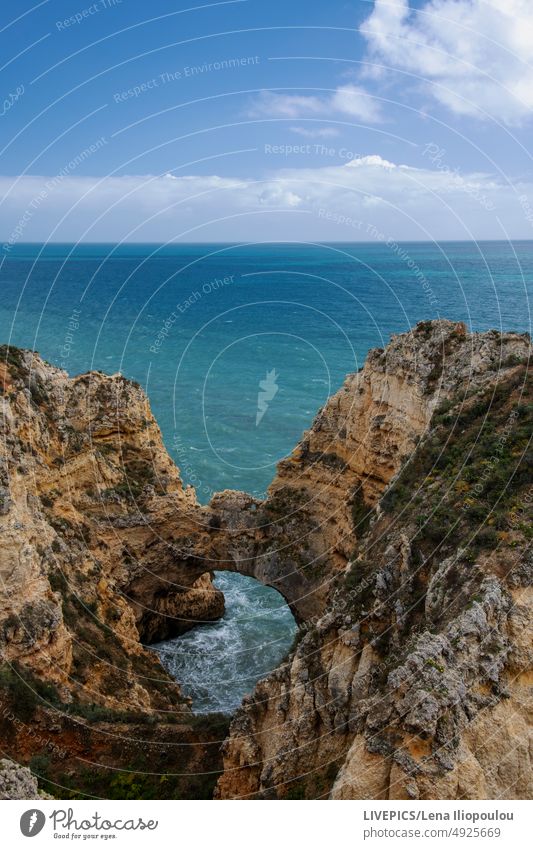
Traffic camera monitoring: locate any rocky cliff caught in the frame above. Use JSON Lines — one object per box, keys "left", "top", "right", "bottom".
{"left": 0, "top": 320, "right": 531, "bottom": 800}
{"left": 215, "top": 322, "right": 532, "bottom": 799}
{"left": 209, "top": 321, "right": 531, "bottom": 624}
{"left": 0, "top": 345, "right": 230, "bottom": 798}
{"left": 0, "top": 345, "right": 229, "bottom": 714}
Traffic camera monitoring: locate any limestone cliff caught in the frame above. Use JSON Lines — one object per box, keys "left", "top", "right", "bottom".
{"left": 215, "top": 322, "right": 532, "bottom": 800}
{"left": 0, "top": 345, "right": 223, "bottom": 714}
{"left": 208, "top": 321, "right": 530, "bottom": 623}
{"left": 0, "top": 345, "right": 232, "bottom": 798}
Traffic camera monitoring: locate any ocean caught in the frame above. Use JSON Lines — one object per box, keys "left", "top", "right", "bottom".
{"left": 1, "top": 241, "right": 531, "bottom": 712}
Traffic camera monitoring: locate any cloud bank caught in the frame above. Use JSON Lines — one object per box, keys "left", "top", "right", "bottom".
{"left": 1, "top": 154, "right": 531, "bottom": 245}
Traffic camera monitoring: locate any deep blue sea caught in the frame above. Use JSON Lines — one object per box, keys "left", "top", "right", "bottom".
{"left": 1, "top": 241, "right": 532, "bottom": 711}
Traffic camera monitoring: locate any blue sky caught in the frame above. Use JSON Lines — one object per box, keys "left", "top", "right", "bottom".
{"left": 2, "top": 0, "right": 533, "bottom": 242}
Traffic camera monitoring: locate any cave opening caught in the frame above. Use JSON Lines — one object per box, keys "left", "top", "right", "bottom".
{"left": 152, "top": 572, "right": 298, "bottom": 714}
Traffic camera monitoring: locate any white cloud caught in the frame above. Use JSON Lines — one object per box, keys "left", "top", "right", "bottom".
{"left": 250, "top": 85, "right": 383, "bottom": 122}
{"left": 345, "top": 154, "right": 398, "bottom": 169}
{"left": 258, "top": 185, "right": 303, "bottom": 207}
{"left": 289, "top": 126, "right": 340, "bottom": 139}
{"left": 330, "top": 84, "right": 383, "bottom": 122}
{"left": 250, "top": 92, "right": 324, "bottom": 118}
{"left": 361, "top": 0, "right": 533, "bottom": 124}
{"left": 0, "top": 156, "right": 530, "bottom": 244}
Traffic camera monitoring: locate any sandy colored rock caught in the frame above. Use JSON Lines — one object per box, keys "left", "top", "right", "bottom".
{"left": 0, "top": 347, "right": 223, "bottom": 711}
{"left": 216, "top": 322, "right": 532, "bottom": 800}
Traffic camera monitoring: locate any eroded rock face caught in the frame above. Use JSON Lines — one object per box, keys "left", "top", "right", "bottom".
{"left": 215, "top": 322, "right": 532, "bottom": 800}
{"left": 0, "top": 346, "right": 224, "bottom": 711}
{"left": 209, "top": 321, "right": 531, "bottom": 622}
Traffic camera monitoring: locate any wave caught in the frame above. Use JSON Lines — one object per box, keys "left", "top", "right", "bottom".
{"left": 154, "top": 572, "right": 296, "bottom": 713}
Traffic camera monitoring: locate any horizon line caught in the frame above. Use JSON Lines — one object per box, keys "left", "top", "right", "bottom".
{"left": 3, "top": 239, "right": 533, "bottom": 247}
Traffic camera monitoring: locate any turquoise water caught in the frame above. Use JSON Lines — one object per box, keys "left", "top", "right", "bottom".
{"left": 1, "top": 241, "right": 531, "bottom": 711}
